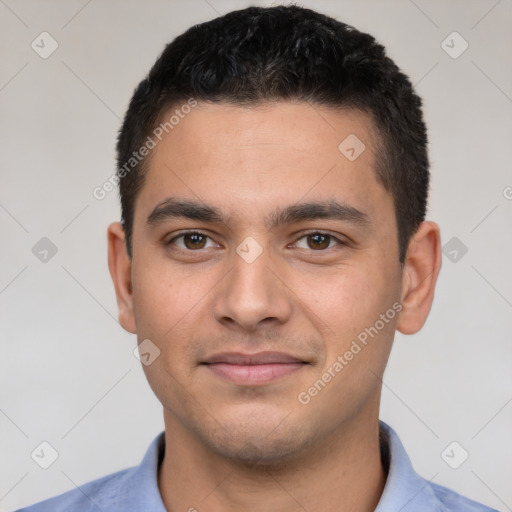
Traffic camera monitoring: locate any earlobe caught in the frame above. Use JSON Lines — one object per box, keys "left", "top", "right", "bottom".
{"left": 107, "top": 222, "right": 137, "bottom": 334}
{"left": 396, "top": 221, "right": 442, "bottom": 335}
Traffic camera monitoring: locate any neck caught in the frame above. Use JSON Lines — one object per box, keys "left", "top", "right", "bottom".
{"left": 157, "top": 407, "right": 387, "bottom": 512}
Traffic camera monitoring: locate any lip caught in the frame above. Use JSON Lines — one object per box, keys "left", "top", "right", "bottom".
{"left": 202, "top": 351, "right": 308, "bottom": 385}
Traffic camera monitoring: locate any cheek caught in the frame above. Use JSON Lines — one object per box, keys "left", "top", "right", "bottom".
{"left": 294, "top": 261, "right": 400, "bottom": 347}
{"left": 293, "top": 265, "right": 399, "bottom": 408}
{"left": 131, "top": 263, "right": 204, "bottom": 403}
{"left": 131, "top": 257, "right": 205, "bottom": 342}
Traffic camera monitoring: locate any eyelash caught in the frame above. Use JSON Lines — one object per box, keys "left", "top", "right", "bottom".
{"left": 167, "top": 230, "right": 346, "bottom": 253}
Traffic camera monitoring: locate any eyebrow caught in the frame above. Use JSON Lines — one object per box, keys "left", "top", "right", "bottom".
{"left": 146, "top": 197, "right": 371, "bottom": 230}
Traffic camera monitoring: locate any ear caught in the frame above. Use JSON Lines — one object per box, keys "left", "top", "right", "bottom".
{"left": 397, "top": 221, "right": 442, "bottom": 335}
{"left": 107, "top": 222, "right": 137, "bottom": 334}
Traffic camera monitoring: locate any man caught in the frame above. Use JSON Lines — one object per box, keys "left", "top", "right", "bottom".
{"left": 17, "top": 5, "right": 497, "bottom": 512}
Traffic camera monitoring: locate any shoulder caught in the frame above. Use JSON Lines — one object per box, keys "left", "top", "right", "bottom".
{"left": 377, "top": 421, "right": 498, "bottom": 512}
{"left": 14, "top": 466, "right": 135, "bottom": 512}
{"left": 429, "top": 480, "right": 500, "bottom": 512}
{"left": 15, "top": 431, "right": 166, "bottom": 512}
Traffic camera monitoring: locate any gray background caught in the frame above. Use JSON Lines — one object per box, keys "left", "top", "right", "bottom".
{"left": 1, "top": 0, "right": 511, "bottom": 510}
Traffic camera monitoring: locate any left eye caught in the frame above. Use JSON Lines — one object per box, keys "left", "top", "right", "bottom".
{"left": 294, "top": 233, "right": 342, "bottom": 251}
{"left": 170, "top": 232, "right": 217, "bottom": 250}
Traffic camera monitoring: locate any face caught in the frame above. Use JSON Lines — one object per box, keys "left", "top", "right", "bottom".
{"left": 112, "top": 102, "right": 415, "bottom": 465}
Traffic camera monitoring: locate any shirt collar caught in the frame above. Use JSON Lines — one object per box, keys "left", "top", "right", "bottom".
{"left": 376, "top": 420, "right": 441, "bottom": 512}
{"left": 125, "top": 420, "right": 439, "bottom": 511}
{"left": 121, "top": 432, "right": 167, "bottom": 511}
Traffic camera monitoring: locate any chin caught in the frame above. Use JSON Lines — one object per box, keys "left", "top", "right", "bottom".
{"left": 198, "top": 415, "right": 318, "bottom": 469}
{"left": 211, "top": 435, "right": 304, "bottom": 469}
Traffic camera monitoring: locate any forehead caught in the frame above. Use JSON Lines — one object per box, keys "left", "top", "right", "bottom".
{"left": 151, "top": 101, "right": 377, "bottom": 165}
{"left": 137, "top": 101, "right": 392, "bottom": 224}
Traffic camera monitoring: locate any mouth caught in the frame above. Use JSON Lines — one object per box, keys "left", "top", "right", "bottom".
{"left": 201, "top": 351, "right": 309, "bottom": 386}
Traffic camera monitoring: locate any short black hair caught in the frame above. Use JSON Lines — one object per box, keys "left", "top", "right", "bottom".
{"left": 116, "top": 5, "right": 429, "bottom": 263}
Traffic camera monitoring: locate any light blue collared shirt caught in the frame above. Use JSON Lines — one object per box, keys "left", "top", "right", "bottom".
{"left": 16, "top": 421, "right": 497, "bottom": 511}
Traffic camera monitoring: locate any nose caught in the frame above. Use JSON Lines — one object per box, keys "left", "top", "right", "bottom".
{"left": 212, "top": 241, "right": 292, "bottom": 333}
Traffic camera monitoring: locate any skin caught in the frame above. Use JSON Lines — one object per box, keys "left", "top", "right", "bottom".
{"left": 108, "top": 101, "right": 441, "bottom": 511}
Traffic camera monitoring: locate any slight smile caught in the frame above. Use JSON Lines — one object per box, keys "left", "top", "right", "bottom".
{"left": 202, "top": 351, "right": 310, "bottom": 386}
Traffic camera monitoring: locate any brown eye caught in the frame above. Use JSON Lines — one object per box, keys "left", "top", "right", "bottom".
{"left": 183, "top": 233, "right": 207, "bottom": 249}
{"left": 306, "top": 233, "right": 331, "bottom": 250}
{"left": 293, "top": 232, "right": 343, "bottom": 251}
{"left": 169, "top": 231, "right": 216, "bottom": 251}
